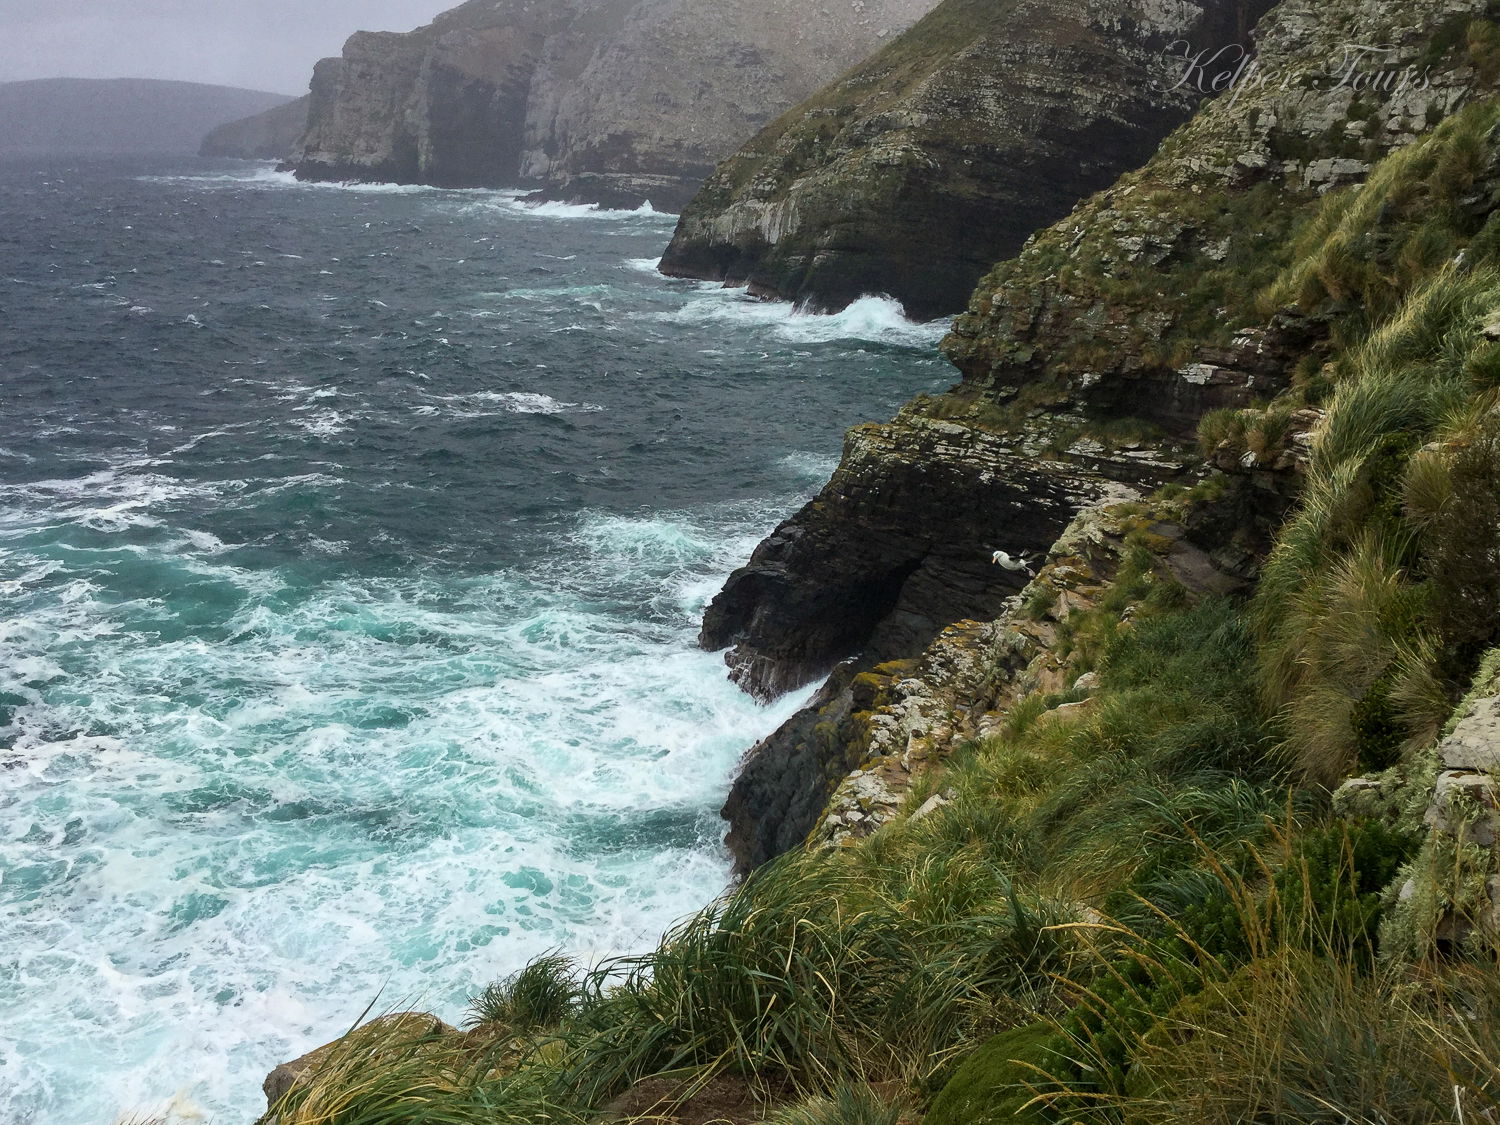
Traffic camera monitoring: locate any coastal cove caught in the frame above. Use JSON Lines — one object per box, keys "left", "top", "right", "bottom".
{"left": 0, "top": 158, "right": 952, "bottom": 1125}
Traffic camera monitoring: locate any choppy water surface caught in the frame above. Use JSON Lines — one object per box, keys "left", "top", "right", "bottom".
{"left": 0, "top": 158, "right": 950, "bottom": 1124}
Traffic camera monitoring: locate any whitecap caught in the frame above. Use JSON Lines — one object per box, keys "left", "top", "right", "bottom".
{"left": 660, "top": 290, "right": 951, "bottom": 347}
{"left": 778, "top": 451, "right": 840, "bottom": 485}
{"left": 415, "top": 391, "right": 603, "bottom": 418}
{"left": 477, "top": 196, "right": 675, "bottom": 223}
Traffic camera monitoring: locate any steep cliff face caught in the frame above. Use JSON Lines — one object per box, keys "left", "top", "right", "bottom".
{"left": 295, "top": 0, "right": 570, "bottom": 188}
{"left": 291, "top": 0, "right": 937, "bottom": 208}
{"left": 708, "top": 0, "right": 1500, "bottom": 871}
{"left": 200, "top": 95, "right": 310, "bottom": 160}
{"left": 657, "top": 0, "right": 1272, "bottom": 319}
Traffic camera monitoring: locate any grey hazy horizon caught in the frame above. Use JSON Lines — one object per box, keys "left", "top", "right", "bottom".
{"left": 0, "top": 1, "right": 457, "bottom": 97}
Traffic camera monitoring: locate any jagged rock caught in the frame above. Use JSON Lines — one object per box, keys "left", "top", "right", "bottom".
{"left": 1425, "top": 773, "right": 1500, "bottom": 846}
{"left": 660, "top": 0, "right": 1274, "bottom": 318}
{"left": 1439, "top": 694, "right": 1500, "bottom": 773}
{"left": 1380, "top": 653, "right": 1500, "bottom": 956}
{"left": 725, "top": 499, "right": 1179, "bottom": 871}
{"left": 1072, "top": 672, "right": 1101, "bottom": 694}
{"left": 1331, "top": 775, "right": 1387, "bottom": 819}
{"left": 200, "top": 96, "right": 310, "bottom": 161}
{"left": 909, "top": 791, "right": 954, "bottom": 823}
{"left": 289, "top": 0, "right": 937, "bottom": 206}
{"left": 701, "top": 416, "right": 1158, "bottom": 703}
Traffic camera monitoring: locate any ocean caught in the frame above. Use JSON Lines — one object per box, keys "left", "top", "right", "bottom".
{"left": 0, "top": 157, "right": 951, "bottom": 1124}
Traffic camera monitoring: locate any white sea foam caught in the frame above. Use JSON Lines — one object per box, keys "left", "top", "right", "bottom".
{"left": 292, "top": 409, "right": 353, "bottom": 438}
{"left": 0, "top": 483, "right": 816, "bottom": 1124}
{"left": 416, "top": 391, "right": 604, "bottom": 418}
{"left": 779, "top": 451, "right": 840, "bottom": 485}
{"left": 660, "top": 290, "right": 950, "bottom": 347}
{"left": 469, "top": 196, "right": 675, "bottom": 223}
{"left": 0, "top": 467, "right": 226, "bottom": 534}
{"left": 139, "top": 167, "right": 442, "bottom": 195}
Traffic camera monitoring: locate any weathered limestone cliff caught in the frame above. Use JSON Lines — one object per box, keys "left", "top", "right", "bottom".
{"left": 200, "top": 96, "right": 310, "bottom": 161}
{"left": 708, "top": 0, "right": 1500, "bottom": 872}
{"left": 659, "top": 0, "right": 1271, "bottom": 318}
{"left": 290, "top": 0, "right": 937, "bottom": 208}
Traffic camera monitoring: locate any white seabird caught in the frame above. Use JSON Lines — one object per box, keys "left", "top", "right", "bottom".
{"left": 992, "top": 550, "right": 1034, "bottom": 576}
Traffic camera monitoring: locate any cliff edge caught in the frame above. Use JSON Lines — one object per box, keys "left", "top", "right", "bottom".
{"left": 707, "top": 0, "right": 1499, "bottom": 871}
{"left": 658, "top": 0, "right": 1270, "bottom": 318}
{"left": 289, "top": 0, "right": 937, "bottom": 209}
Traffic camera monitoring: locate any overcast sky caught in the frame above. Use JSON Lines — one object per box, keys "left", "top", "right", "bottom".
{"left": 0, "top": 1, "right": 458, "bottom": 96}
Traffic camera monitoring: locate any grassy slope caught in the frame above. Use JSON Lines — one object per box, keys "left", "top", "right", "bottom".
{"left": 259, "top": 48, "right": 1500, "bottom": 1125}
{"left": 687, "top": 0, "right": 1012, "bottom": 206}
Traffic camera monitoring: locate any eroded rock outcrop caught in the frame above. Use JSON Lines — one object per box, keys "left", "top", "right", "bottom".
{"left": 290, "top": 0, "right": 937, "bottom": 208}
{"left": 722, "top": 483, "right": 1267, "bottom": 872}
{"left": 1337, "top": 655, "right": 1500, "bottom": 957}
{"left": 659, "top": 0, "right": 1272, "bottom": 318}
{"left": 200, "top": 96, "right": 310, "bottom": 161}
{"left": 708, "top": 0, "right": 1500, "bottom": 871}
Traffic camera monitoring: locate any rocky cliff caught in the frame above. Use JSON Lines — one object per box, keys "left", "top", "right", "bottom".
{"left": 658, "top": 0, "right": 1271, "bottom": 318}
{"left": 200, "top": 95, "right": 310, "bottom": 161}
{"left": 290, "top": 0, "right": 937, "bottom": 208}
{"left": 708, "top": 0, "right": 1500, "bottom": 873}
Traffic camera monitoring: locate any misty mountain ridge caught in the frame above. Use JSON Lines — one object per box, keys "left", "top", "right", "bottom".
{"left": 0, "top": 78, "right": 295, "bottom": 155}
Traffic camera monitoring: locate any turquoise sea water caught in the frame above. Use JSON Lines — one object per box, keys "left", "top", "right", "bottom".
{"left": 0, "top": 159, "right": 950, "bottom": 1123}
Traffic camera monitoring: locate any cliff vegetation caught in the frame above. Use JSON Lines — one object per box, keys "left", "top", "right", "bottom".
{"left": 244, "top": 2, "right": 1500, "bottom": 1123}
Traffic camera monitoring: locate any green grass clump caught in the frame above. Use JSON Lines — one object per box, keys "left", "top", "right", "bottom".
{"left": 763, "top": 1083, "right": 908, "bottom": 1125}
{"left": 1253, "top": 256, "right": 1500, "bottom": 783}
{"left": 465, "top": 952, "right": 579, "bottom": 1034}
{"left": 558, "top": 848, "right": 1080, "bottom": 1103}
{"left": 924, "top": 1022, "right": 1059, "bottom": 1125}
{"left": 1263, "top": 102, "right": 1500, "bottom": 328}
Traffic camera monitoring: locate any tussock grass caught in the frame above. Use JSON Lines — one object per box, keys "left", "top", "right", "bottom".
{"left": 465, "top": 952, "right": 579, "bottom": 1034}
{"left": 1262, "top": 102, "right": 1500, "bottom": 325}
{"left": 561, "top": 847, "right": 1080, "bottom": 1101}
{"left": 762, "top": 1083, "right": 908, "bottom": 1125}
{"left": 1252, "top": 261, "right": 1500, "bottom": 783}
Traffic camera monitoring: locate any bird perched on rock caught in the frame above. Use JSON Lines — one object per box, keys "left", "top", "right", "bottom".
{"left": 991, "top": 550, "right": 1034, "bottom": 576}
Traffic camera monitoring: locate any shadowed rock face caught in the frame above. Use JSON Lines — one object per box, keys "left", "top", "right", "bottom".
{"left": 658, "top": 0, "right": 1272, "bottom": 319}
{"left": 706, "top": 0, "right": 1499, "bottom": 873}
{"left": 289, "top": 0, "right": 938, "bottom": 207}
{"left": 199, "top": 96, "right": 310, "bottom": 161}
{"left": 700, "top": 415, "right": 1178, "bottom": 703}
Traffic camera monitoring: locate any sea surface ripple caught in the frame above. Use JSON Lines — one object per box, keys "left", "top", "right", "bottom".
{"left": 0, "top": 158, "right": 951, "bottom": 1124}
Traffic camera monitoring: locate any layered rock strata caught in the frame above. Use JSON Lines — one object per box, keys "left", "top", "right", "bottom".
{"left": 290, "top": 0, "right": 937, "bottom": 208}
{"left": 708, "top": 0, "right": 1499, "bottom": 871}
{"left": 658, "top": 0, "right": 1274, "bottom": 318}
